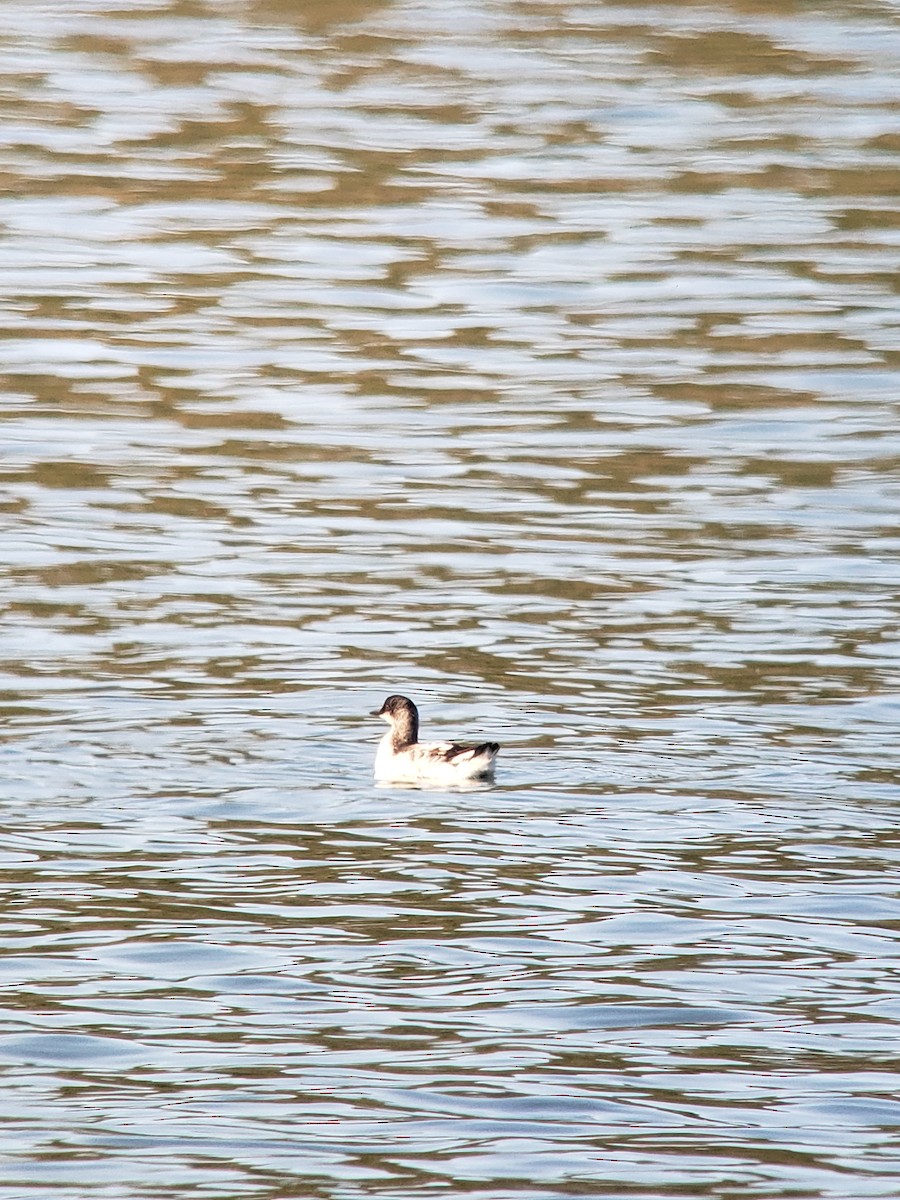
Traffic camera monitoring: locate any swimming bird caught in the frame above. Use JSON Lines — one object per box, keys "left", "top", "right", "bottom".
{"left": 372, "top": 695, "right": 499, "bottom": 786}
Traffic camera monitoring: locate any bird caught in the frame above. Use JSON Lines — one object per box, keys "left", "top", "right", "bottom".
{"left": 371, "top": 695, "right": 499, "bottom": 786}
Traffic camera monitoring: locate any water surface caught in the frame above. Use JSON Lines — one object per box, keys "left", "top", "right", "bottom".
{"left": 2, "top": 0, "right": 900, "bottom": 1196}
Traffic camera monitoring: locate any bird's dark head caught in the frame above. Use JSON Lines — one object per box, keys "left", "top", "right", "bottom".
{"left": 371, "top": 695, "right": 419, "bottom": 745}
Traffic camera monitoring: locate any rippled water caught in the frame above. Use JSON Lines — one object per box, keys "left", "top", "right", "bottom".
{"left": 2, "top": 1, "right": 900, "bottom": 1196}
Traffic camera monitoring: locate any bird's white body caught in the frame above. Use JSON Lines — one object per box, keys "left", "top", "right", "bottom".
{"left": 375, "top": 732, "right": 499, "bottom": 786}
